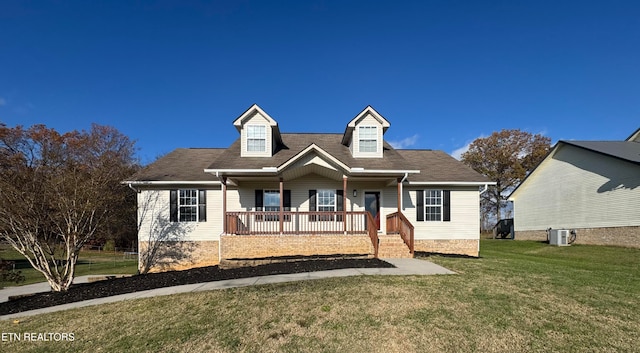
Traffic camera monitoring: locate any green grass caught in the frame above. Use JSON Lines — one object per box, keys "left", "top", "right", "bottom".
{"left": 0, "top": 244, "right": 138, "bottom": 287}
{"left": 1, "top": 240, "right": 639, "bottom": 352}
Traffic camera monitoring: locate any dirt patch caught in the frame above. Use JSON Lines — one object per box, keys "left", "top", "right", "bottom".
{"left": 0, "top": 257, "right": 393, "bottom": 315}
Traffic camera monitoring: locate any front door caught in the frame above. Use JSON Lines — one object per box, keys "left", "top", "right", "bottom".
{"left": 364, "top": 192, "right": 381, "bottom": 230}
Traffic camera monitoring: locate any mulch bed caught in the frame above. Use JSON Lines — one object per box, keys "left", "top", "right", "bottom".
{"left": 0, "top": 257, "right": 393, "bottom": 315}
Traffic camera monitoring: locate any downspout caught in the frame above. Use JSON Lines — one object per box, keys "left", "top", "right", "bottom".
{"left": 479, "top": 183, "right": 489, "bottom": 195}
{"left": 128, "top": 183, "right": 140, "bottom": 193}
{"left": 399, "top": 173, "right": 408, "bottom": 211}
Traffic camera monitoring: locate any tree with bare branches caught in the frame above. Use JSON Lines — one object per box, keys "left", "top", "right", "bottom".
{"left": 0, "top": 123, "right": 137, "bottom": 291}
{"left": 461, "top": 129, "right": 551, "bottom": 224}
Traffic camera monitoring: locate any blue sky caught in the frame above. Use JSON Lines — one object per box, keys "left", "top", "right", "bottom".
{"left": 1, "top": 1, "right": 638, "bottom": 164}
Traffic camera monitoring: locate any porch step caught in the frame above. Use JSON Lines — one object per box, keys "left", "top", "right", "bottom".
{"left": 377, "top": 235, "right": 413, "bottom": 258}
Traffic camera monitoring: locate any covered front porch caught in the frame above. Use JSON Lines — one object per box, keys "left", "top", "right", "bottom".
{"left": 208, "top": 145, "right": 417, "bottom": 259}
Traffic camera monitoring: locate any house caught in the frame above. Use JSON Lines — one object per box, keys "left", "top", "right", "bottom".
{"left": 508, "top": 128, "right": 640, "bottom": 247}
{"left": 125, "top": 105, "right": 493, "bottom": 271}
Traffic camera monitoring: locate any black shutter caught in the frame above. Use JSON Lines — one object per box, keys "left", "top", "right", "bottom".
{"left": 443, "top": 190, "right": 451, "bottom": 222}
{"left": 416, "top": 190, "right": 424, "bottom": 221}
{"left": 198, "top": 190, "right": 207, "bottom": 222}
{"left": 309, "top": 190, "right": 316, "bottom": 221}
{"left": 283, "top": 190, "right": 291, "bottom": 211}
{"left": 255, "top": 190, "right": 263, "bottom": 211}
{"left": 170, "top": 190, "right": 178, "bottom": 222}
{"left": 283, "top": 190, "right": 292, "bottom": 222}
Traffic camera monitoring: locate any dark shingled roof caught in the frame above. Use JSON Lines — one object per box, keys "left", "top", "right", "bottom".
{"left": 396, "top": 149, "right": 492, "bottom": 183}
{"left": 126, "top": 135, "right": 491, "bottom": 184}
{"left": 207, "top": 133, "right": 413, "bottom": 171}
{"left": 562, "top": 141, "right": 640, "bottom": 165}
{"left": 128, "top": 148, "right": 225, "bottom": 181}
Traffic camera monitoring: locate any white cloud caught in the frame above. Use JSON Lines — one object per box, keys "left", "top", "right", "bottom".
{"left": 451, "top": 143, "right": 470, "bottom": 160}
{"left": 451, "top": 134, "right": 487, "bottom": 160}
{"left": 389, "top": 134, "right": 419, "bottom": 149}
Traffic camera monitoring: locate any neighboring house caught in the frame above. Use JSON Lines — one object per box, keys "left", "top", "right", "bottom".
{"left": 124, "top": 105, "right": 493, "bottom": 271}
{"left": 509, "top": 128, "right": 640, "bottom": 247}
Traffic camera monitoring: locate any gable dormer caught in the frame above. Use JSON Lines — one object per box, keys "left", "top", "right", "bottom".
{"left": 233, "top": 104, "right": 282, "bottom": 157}
{"left": 627, "top": 128, "right": 640, "bottom": 143}
{"left": 341, "top": 106, "right": 390, "bottom": 158}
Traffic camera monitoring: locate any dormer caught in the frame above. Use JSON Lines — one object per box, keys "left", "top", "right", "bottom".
{"left": 627, "top": 128, "right": 640, "bottom": 143}
{"left": 341, "top": 106, "right": 390, "bottom": 158}
{"left": 233, "top": 104, "right": 283, "bottom": 157}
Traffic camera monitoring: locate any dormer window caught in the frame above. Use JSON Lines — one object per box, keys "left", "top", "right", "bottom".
{"left": 359, "top": 126, "right": 378, "bottom": 153}
{"left": 247, "top": 125, "right": 266, "bottom": 152}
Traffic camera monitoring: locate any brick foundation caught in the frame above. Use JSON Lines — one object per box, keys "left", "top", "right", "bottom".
{"left": 515, "top": 226, "right": 640, "bottom": 248}
{"left": 221, "top": 234, "right": 373, "bottom": 260}
{"left": 414, "top": 239, "right": 479, "bottom": 257}
{"left": 139, "top": 240, "right": 220, "bottom": 272}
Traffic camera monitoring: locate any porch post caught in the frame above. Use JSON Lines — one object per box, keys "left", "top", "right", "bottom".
{"left": 343, "top": 176, "right": 348, "bottom": 235}
{"left": 279, "top": 178, "right": 284, "bottom": 235}
{"left": 222, "top": 176, "right": 227, "bottom": 234}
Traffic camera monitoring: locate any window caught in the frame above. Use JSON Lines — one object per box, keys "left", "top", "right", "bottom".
{"left": 359, "top": 126, "right": 377, "bottom": 153}
{"left": 170, "top": 189, "right": 206, "bottom": 222}
{"left": 309, "top": 189, "right": 344, "bottom": 221}
{"left": 416, "top": 190, "right": 450, "bottom": 222}
{"left": 316, "top": 189, "right": 336, "bottom": 212}
{"left": 247, "top": 125, "right": 266, "bottom": 152}
{"left": 424, "top": 190, "right": 442, "bottom": 221}
{"left": 255, "top": 189, "right": 291, "bottom": 221}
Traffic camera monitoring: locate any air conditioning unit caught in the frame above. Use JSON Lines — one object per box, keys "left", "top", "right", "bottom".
{"left": 549, "top": 229, "right": 570, "bottom": 246}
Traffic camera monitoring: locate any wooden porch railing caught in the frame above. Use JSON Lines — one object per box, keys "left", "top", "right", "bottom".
{"left": 226, "top": 211, "right": 375, "bottom": 235}
{"left": 386, "top": 211, "right": 414, "bottom": 254}
{"left": 225, "top": 211, "right": 380, "bottom": 258}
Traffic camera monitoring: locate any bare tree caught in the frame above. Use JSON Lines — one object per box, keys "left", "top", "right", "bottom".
{"left": 136, "top": 190, "right": 194, "bottom": 274}
{"left": 461, "top": 129, "right": 550, "bottom": 223}
{"left": 0, "top": 124, "right": 137, "bottom": 291}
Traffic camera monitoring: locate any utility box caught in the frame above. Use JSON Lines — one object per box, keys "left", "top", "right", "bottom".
{"left": 549, "top": 229, "right": 570, "bottom": 246}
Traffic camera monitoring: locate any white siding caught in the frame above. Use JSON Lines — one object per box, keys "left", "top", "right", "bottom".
{"left": 137, "top": 188, "right": 223, "bottom": 243}
{"left": 403, "top": 187, "right": 481, "bottom": 240}
{"left": 351, "top": 113, "right": 384, "bottom": 158}
{"left": 512, "top": 144, "right": 640, "bottom": 231}
{"left": 226, "top": 175, "right": 480, "bottom": 240}
{"left": 240, "top": 112, "right": 273, "bottom": 157}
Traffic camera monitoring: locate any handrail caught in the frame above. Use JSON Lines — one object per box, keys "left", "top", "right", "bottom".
{"left": 386, "top": 211, "right": 414, "bottom": 254}
{"left": 365, "top": 211, "right": 379, "bottom": 258}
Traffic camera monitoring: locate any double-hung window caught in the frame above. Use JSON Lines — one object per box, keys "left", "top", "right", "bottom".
{"left": 416, "top": 190, "right": 450, "bottom": 222}
{"left": 246, "top": 125, "right": 266, "bottom": 152}
{"left": 170, "top": 189, "right": 206, "bottom": 222}
{"left": 255, "top": 189, "right": 291, "bottom": 221}
{"left": 358, "top": 126, "right": 378, "bottom": 153}
{"left": 424, "top": 190, "right": 442, "bottom": 221}
{"left": 263, "top": 190, "right": 280, "bottom": 221}
{"left": 309, "top": 189, "right": 344, "bottom": 221}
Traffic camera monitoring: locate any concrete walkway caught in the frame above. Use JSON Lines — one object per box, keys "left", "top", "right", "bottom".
{"left": 0, "top": 258, "right": 454, "bottom": 320}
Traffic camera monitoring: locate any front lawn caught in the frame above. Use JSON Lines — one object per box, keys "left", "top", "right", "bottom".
{"left": 1, "top": 240, "right": 638, "bottom": 352}
{"left": 0, "top": 244, "right": 138, "bottom": 287}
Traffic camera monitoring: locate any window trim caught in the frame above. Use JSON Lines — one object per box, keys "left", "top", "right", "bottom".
{"left": 358, "top": 125, "right": 378, "bottom": 153}
{"left": 416, "top": 189, "right": 450, "bottom": 222}
{"left": 424, "top": 189, "right": 443, "bottom": 222}
{"left": 246, "top": 124, "right": 267, "bottom": 152}
{"left": 170, "top": 189, "right": 206, "bottom": 223}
